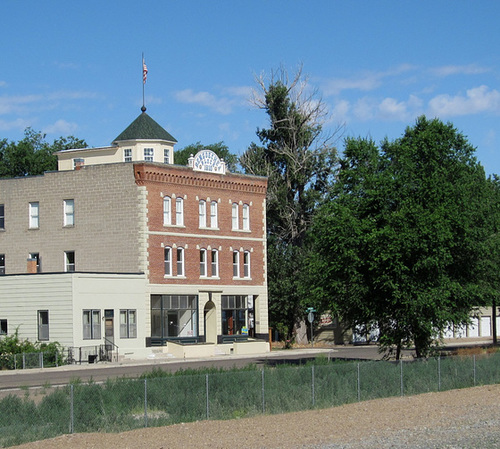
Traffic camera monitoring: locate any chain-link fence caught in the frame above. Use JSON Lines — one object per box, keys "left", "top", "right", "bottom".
{"left": 0, "top": 351, "right": 499, "bottom": 447}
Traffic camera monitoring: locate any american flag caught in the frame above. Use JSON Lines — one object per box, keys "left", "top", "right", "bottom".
{"left": 143, "top": 60, "right": 148, "bottom": 84}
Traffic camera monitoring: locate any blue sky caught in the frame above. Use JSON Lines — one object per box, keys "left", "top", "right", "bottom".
{"left": 1, "top": 1, "right": 500, "bottom": 174}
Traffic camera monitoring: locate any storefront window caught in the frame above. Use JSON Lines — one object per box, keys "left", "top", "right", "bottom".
{"left": 222, "top": 295, "right": 252, "bottom": 336}
{"left": 151, "top": 295, "right": 198, "bottom": 343}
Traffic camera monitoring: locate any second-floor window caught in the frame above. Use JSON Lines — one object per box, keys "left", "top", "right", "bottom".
{"left": 29, "top": 253, "right": 41, "bottom": 273}
{"left": 164, "top": 149, "right": 170, "bottom": 164}
{"left": 210, "top": 201, "right": 218, "bottom": 228}
{"left": 64, "top": 199, "right": 75, "bottom": 226}
{"left": 242, "top": 204, "right": 250, "bottom": 231}
{"left": 243, "top": 251, "right": 251, "bottom": 278}
{"left": 144, "top": 148, "right": 154, "bottom": 162}
{"left": 0, "top": 204, "right": 4, "bottom": 229}
{"left": 65, "top": 251, "right": 75, "bottom": 272}
{"left": 200, "top": 249, "right": 207, "bottom": 276}
{"left": 233, "top": 250, "right": 240, "bottom": 277}
{"left": 211, "top": 249, "right": 218, "bottom": 277}
{"left": 232, "top": 203, "right": 239, "bottom": 230}
{"left": 29, "top": 202, "right": 39, "bottom": 228}
{"left": 124, "top": 148, "right": 132, "bottom": 162}
{"left": 163, "top": 196, "right": 171, "bottom": 225}
{"left": 176, "top": 198, "right": 184, "bottom": 226}
{"left": 164, "top": 247, "right": 172, "bottom": 276}
{"left": 176, "top": 247, "right": 184, "bottom": 276}
{"left": 199, "top": 200, "right": 206, "bottom": 228}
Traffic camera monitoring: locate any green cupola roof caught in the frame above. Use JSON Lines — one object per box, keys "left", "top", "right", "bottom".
{"left": 113, "top": 109, "right": 177, "bottom": 143}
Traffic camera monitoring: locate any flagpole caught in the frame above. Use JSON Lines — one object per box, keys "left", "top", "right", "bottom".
{"left": 142, "top": 53, "right": 145, "bottom": 112}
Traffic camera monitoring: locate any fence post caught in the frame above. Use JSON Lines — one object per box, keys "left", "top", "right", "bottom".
{"left": 438, "top": 356, "right": 441, "bottom": 391}
{"left": 206, "top": 374, "right": 210, "bottom": 420}
{"left": 473, "top": 354, "right": 476, "bottom": 386}
{"left": 357, "top": 363, "right": 361, "bottom": 402}
{"left": 400, "top": 360, "right": 404, "bottom": 397}
{"left": 261, "top": 369, "right": 265, "bottom": 413}
{"left": 144, "top": 378, "right": 148, "bottom": 428}
{"left": 23, "top": 353, "right": 26, "bottom": 370}
{"left": 70, "top": 384, "right": 74, "bottom": 434}
{"left": 40, "top": 352, "right": 44, "bottom": 369}
{"left": 312, "top": 365, "right": 315, "bottom": 407}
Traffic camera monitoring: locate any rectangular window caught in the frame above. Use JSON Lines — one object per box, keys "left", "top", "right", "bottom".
{"left": 163, "top": 196, "right": 171, "bottom": 225}
{"left": 164, "top": 247, "right": 172, "bottom": 276}
{"left": 64, "top": 199, "right": 75, "bottom": 226}
{"left": 177, "top": 247, "right": 184, "bottom": 276}
{"left": 29, "top": 202, "right": 39, "bottom": 229}
{"left": 124, "top": 148, "right": 132, "bottom": 162}
{"left": 83, "top": 309, "right": 101, "bottom": 339}
{"left": 243, "top": 251, "right": 250, "bottom": 278}
{"left": 199, "top": 200, "right": 206, "bottom": 228}
{"left": 221, "top": 295, "right": 248, "bottom": 336}
{"left": 120, "top": 309, "right": 137, "bottom": 338}
{"left": 0, "top": 319, "right": 7, "bottom": 335}
{"left": 210, "top": 201, "right": 218, "bottom": 228}
{"left": 144, "top": 148, "right": 154, "bottom": 162}
{"left": 242, "top": 204, "right": 250, "bottom": 231}
{"left": 151, "top": 294, "right": 198, "bottom": 341}
{"left": 65, "top": 251, "right": 75, "bottom": 272}
{"left": 211, "top": 249, "right": 218, "bottom": 277}
{"left": 164, "top": 149, "right": 170, "bottom": 164}
{"left": 38, "top": 310, "right": 49, "bottom": 341}
{"left": 0, "top": 254, "right": 4, "bottom": 275}
{"left": 176, "top": 197, "right": 184, "bottom": 226}
{"left": 73, "top": 158, "right": 84, "bottom": 169}
{"left": 0, "top": 204, "right": 4, "bottom": 229}
{"left": 200, "top": 249, "right": 207, "bottom": 277}
{"left": 233, "top": 250, "right": 240, "bottom": 277}
{"left": 232, "top": 203, "right": 239, "bottom": 230}
{"left": 29, "top": 253, "right": 41, "bottom": 273}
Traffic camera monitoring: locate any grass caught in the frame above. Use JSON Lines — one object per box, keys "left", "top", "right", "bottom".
{"left": 0, "top": 351, "right": 499, "bottom": 447}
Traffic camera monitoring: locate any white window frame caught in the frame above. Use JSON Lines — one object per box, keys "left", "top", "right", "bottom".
{"left": 120, "top": 309, "right": 137, "bottom": 338}
{"left": 199, "top": 200, "right": 206, "bottom": 228}
{"left": 144, "top": 148, "right": 154, "bottom": 162}
{"left": 210, "top": 201, "right": 218, "bottom": 228}
{"left": 64, "top": 251, "right": 75, "bottom": 272}
{"left": 163, "top": 196, "right": 171, "bottom": 226}
{"left": 64, "top": 199, "right": 75, "bottom": 226}
{"left": 164, "top": 149, "right": 170, "bottom": 164}
{"left": 29, "top": 202, "right": 39, "bottom": 229}
{"left": 176, "top": 197, "right": 184, "bottom": 226}
{"left": 233, "top": 250, "right": 240, "bottom": 278}
{"left": 38, "top": 310, "right": 49, "bottom": 341}
{"left": 164, "top": 247, "right": 172, "bottom": 276}
{"left": 243, "top": 251, "right": 251, "bottom": 278}
{"left": 177, "top": 247, "right": 185, "bottom": 276}
{"left": 83, "top": 309, "right": 101, "bottom": 340}
{"left": 242, "top": 204, "right": 250, "bottom": 231}
{"left": 232, "top": 203, "right": 239, "bottom": 230}
{"left": 200, "top": 248, "right": 207, "bottom": 277}
{"left": 211, "top": 249, "right": 219, "bottom": 277}
{"left": 124, "top": 148, "right": 132, "bottom": 162}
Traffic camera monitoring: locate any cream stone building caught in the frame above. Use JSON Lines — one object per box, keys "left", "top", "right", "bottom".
{"left": 0, "top": 110, "right": 269, "bottom": 360}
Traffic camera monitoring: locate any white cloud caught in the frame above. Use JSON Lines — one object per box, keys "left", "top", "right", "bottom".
{"left": 428, "top": 85, "right": 500, "bottom": 116}
{"left": 378, "top": 98, "right": 407, "bottom": 119}
{"left": 174, "top": 89, "right": 235, "bottom": 115}
{"left": 0, "top": 117, "right": 32, "bottom": 132}
{"left": 0, "top": 81, "right": 7, "bottom": 88}
{"left": 429, "top": 64, "right": 489, "bottom": 77}
{"left": 43, "top": 119, "right": 79, "bottom": 135}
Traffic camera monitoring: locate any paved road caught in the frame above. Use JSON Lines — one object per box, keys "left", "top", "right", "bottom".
{"left": 0, "top": 345, "right": 389, "bottom": 391}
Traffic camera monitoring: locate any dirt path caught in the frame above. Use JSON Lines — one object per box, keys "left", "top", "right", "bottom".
{"left": 15, "top": 384, "right": 500, "bottom": 449}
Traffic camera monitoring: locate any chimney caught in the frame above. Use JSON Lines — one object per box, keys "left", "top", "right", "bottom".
{"left": 27, "top": 258, "right": 37, "bottom": 274}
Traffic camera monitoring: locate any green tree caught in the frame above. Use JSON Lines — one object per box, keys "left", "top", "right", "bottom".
{"left": 240, "top": 67, "right": 339, "bottom": 342}
{"left": 0, "top": 128, "right": 87, "bottom": 178}
{"left": 174, "top": 141, "right": 239, "bottom": 173}
{"left": 307, "top": 116, "right": 488, "bottom": 358}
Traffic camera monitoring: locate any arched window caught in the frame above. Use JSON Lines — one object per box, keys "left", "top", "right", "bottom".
{"left": 242, "top": 204, "right": 250, "bottom": 231}
{"left": 232, "top": 203, "right": 239, "bottom": 230}
{"left": 200, "top": 248, "right": 207, "bottom": 277}
{"left": 210, "top": 201, "right": 218, "bottom": 228}
{"left": 163, "top": 196, "right": 171, "bottom": 225}
{"left": 176, "top": 197, "right": 184, "bottom": 226}
{"left": 199, "top": 200, "right": 206, "bottom": 228}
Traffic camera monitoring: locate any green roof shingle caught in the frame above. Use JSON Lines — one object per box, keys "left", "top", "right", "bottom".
{"left": 113, "top": 111, "right": 177, "bottom": 143}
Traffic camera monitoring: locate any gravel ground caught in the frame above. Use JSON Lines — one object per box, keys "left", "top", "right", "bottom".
{"left": 14, "top": 384, "right": 500, "bottom": 449}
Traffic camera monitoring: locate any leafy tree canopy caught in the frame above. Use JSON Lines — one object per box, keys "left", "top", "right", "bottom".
{"left": 174, "top": 141, "right": 239, "bottom": 173}
{"left": 306, "top": 116, "right": 488, "bottom": 358}
{"left": 0, "top": 128, "right": 87, "bottom": 178}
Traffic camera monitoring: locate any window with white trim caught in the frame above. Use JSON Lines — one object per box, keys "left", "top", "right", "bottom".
{"left": 73, "top": 158, "right": 84, "bottom": 169}
{"left": 0, "top": 319, "right": 6, "bottom": 335}
{"left": 0, "top": 204, "right": 4, "bottom": 229}
{"left": 29, "top": 202, "right": 39, "bottom": 228}
{"left": 64, "top": 199, "right": 74, "bottom": 226}
{"left": 144, "top": 148, "right": 154, "bottom": 161}
{"left": 176, "top": 247, "right": 184, "bottom": 276}
{"left": 38, "top": 310, "right": 49, "bottom": 341}
{"left": 124, "top": 149, "right": 132, "bottom": 162}
{"left": 120, "top": 309, "right": 137, "bottom": 338}
{"left": 65, "top": 251, "right": 75, "bottom": 272}
{"left": 176, "top": 197, "right": 184, "bottom": 226}
{"left": 200, "top": 249, "right": 207, "bottom": 276}
{"left": 163, "top": 196, "right": 171, "bottom": 225}
{"left": 164, "top": 247, "right": 172, "bottom": 276}
{"left": 199, "top": 200, "right": 206, "bottom": 228}
{"left": 83, "top": 309, "right": 101, "bottom": 339}
{"left": 210, "top": 201, "right": 218, "bottom": 228}
{"left": 164, "top": 149, "right": 170, "bottom": 164}
{"left": 232, "top": 203, "right": 239, "bottom": 230}
{"left": 233, "top": 250, "right": 240, "bottom": 277}
{"left": 211, "top": 249, "right": 218, "bottom": 277}
{"left": 242, "top": 204, "right": 250, "bottom": 231}
{"left": 243, "top": 251, "right": 251, "bottom": 278}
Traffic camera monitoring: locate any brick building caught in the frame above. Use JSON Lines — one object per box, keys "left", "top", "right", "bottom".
{"left": 0, "top": 110, "right": 269, "bottom": 360}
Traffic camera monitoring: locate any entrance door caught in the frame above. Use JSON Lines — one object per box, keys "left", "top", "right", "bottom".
{"left": 104, "top": 309, "right": 114, "bottom": 350}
